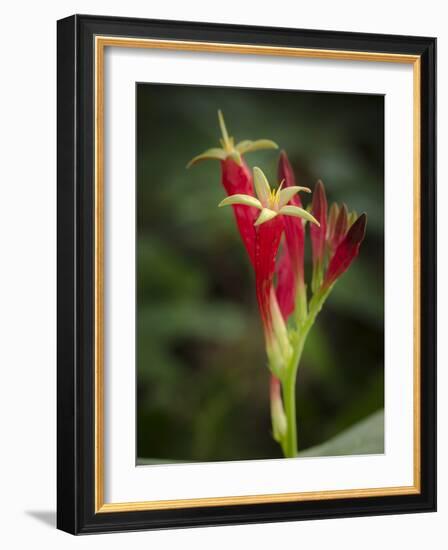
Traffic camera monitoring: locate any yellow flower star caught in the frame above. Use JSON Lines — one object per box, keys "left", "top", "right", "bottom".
{"left": 219, "top": 167, "right": 320, "bottom": 227}
{"left": 187, "top": 110, "right": 278, "bottom": 168}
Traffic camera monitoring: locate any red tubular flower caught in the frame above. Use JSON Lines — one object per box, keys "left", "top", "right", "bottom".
{"left": 310, "top": 180, "right": 328, "bottom": 291}
{"left": 276, "top": 151, "right": 306, "bottom": 320}
{"left": 323, "top": 213, "right": 367, "bottom": 289}
{"left": 255, "top": 216, "right": 284, "bottom": 342}
{"left": 188, "top": 111, "right": 278, "bottom": 265}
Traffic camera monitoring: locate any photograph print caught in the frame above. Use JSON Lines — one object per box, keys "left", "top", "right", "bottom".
{"left": 136, "top": 83, "right": 384, "bottom": 465}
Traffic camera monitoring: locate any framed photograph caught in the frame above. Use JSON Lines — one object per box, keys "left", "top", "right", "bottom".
{"left": 57, "top": 14, "right": 436, "bottom": 534}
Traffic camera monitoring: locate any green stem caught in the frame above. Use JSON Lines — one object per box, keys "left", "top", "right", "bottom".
{"left": 283, "top": 343, "right": 303, "bottom": 457}
{"left": 283, "top": 375, "right": 297, "bottom": 457}
{"left": 281, "top": 287, "right": 332, "bottom": 457}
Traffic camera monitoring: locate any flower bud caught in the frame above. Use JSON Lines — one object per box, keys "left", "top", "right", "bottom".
{"left": 327, "top": 202, "right": 340, "bottom": 245}
{"left": 323, "top": 213, "right": 367, "bottom": 289}
{"left": 276, "top": 151, "right": 306, "bottom": 320}
{"left": 332, "top": 203, "right": 349, "bottom": 250}
{"left": 270, "top": 376, "right": 287, "bottom": 442}
{"left": 310, "top": 180, "right": 328, "bottom": 292}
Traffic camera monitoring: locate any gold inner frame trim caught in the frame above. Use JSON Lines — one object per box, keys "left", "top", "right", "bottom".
{"left": 94, "top": 35, "right": 421, "bottom": 513}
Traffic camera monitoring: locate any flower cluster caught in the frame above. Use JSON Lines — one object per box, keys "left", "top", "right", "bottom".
{"left": 188, "top": 112, "right": 367, "bottom": 457}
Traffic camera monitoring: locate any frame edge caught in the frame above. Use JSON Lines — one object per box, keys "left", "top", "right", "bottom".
{"left": 57, "top": 14, "right": 79, "bottom": 535}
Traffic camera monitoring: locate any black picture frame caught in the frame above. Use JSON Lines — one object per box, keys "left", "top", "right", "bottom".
{"left": 57, "top": 14, "right": 436, "bottom": 534}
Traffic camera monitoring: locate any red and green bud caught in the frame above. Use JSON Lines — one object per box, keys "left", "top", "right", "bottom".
{"left": 323, "top": 213, "right": 367, "bottom": 289}
{"left": 310, "top": 180, "right": 328, "bottom": 292}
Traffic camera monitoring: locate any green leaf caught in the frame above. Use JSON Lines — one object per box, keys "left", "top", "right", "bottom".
{"left": 298, "top": 409, "right": 384, "bottom": 457}
{"left": 137, "top": 411, "right": 384, "bottom": 464}
{"left": 137, "top": 457, "right": 190, "bottom": 465}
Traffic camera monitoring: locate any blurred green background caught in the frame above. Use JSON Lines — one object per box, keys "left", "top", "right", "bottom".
{"left": 136, "top": 83, "right": 384, "bottom": 463}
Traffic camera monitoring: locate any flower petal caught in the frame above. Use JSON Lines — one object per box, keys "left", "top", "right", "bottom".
{"left": 253, "top": 167, "right": 272, "bottom": 206}
{"left": 254, "top": 208, "right": 278, "bottom": 226}
{"left": 234, "top": 139, "right": 252, "bottom": 152}
{"left": 218, "top": 109, "right": 231, "bottom": 145}
{"left": 227, "top": 150, "right": 243, "bottom": 165}
{"left": 186, "top": 147, "right": 226, "bottom": 168}
{"left": 348, "top": 210, "right": 358, "bottom": 227}
{"left": 218, "top": 194, "right": 262, "bottom": 209}
{"left": 278, "top": 186, "right": 311, "bottom": 208}
{"left": 279, "top": 205, "right": 319, "bottom": 226}
{"left": 236, "top": 139, "right": 279, "bottom": 154}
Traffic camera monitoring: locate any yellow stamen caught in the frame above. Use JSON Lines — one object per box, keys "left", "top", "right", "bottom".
{"left": 268, "top": 182, "right": 285, "bottom": 209}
